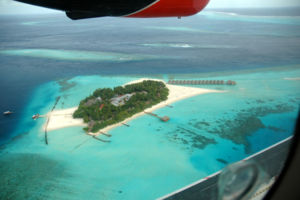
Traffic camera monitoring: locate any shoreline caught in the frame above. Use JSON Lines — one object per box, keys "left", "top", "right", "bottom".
{"left": 44, "top": 78, "right": 225, "bottom": 135}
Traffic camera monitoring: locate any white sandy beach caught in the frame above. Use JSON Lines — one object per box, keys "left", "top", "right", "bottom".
{"left": 45, "top": 78, "right": 224, "bottom": 135}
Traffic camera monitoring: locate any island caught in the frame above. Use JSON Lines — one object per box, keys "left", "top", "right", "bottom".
{"left": 73, "top": 80, "right": 169, "bottom": 133}
{"left": 44, "top": 78, "right": 224, "bottom": 136}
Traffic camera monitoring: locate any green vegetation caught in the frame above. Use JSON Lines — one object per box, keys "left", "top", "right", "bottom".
{"left": 73, "top": 80, "right": 169, "bottom": 133}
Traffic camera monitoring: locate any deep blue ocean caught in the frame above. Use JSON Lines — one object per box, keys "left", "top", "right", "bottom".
{"left": 0, "top": 7, "right": 300, "bottom": 200}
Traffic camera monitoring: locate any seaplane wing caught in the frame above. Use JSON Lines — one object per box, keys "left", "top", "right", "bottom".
{"left": 15, "top": 0, "right": 210, "bottom": 19}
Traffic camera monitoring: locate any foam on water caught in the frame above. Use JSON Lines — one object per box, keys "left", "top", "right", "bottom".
{"left": 147, "top": 23, "right": 300, "bottom": 37}
{"left": 200, "top": 11, "right": 300, "bottom": 25}
{"left": 141, "top": 43, "right": 237, "bottom": 49}
{"left": 146, "top": 26, "right": 212, "bottom": 33}
{"left": 0, "top": 66, "right": 299, "bottom": 199}
{"left": 21, "top": 21, "right": 40, "bottom": 26}
{"left": 0, "top": 49, "right": 165, "bottom": 62}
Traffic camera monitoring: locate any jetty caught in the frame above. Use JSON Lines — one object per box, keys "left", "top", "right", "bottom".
{"left": 99, "top": 131, "right": 112, "bottom": 137}
{"left": 168, "top": 80, "right": 236, "bottom": 85}
{"left": 144, "top": 111, "right": 170, "bottom": 122}
{"left": 44, "top": 118, "right": 50, "bottom": 145}
{"left": 121, "top": 122, "right": 130, "bottom": 127}
{"left": 42, "top": 96, "right": 61, "bottom": 145}
{"left": 92, "top": 135, "right": 111, "bottom": 143}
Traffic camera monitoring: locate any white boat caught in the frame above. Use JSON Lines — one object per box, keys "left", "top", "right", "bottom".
{"left": 32, "top": 114, "right": 40, "bottom": 120}
{"left": 3, "top": 111, "right": 13, "bottom": 115}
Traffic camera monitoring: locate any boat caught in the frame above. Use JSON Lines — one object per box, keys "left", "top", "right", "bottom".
{"left": 3, "top": 111, "right": 13, "bottom": 115}
{"left": 32, "top": 114, "right": 40, "bottom": 120}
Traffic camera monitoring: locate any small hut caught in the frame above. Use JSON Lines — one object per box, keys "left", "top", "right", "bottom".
{"left": 161, "top": 116, "right": 170, "bottom": 122}
{"left": 227, "top": 80, "right": 233, "bottom": 85}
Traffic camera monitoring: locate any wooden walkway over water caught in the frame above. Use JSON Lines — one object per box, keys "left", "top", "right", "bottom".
{"left": 144, "top": 111, "right": 170, "bottom": 122}
{"left": 43, "top": 96, "right": 61, "bottom": 145}
{"left": 92, "top": 135, "right": 111, "bottom": 143}
{"left": 99, "top": 131, "right": 112, "bottom": 137}
{"left": 168, "top": 80, "right": 236, "bottom": 85}
{"left": 121, "top": 122, "right": 130, "bottom": 127}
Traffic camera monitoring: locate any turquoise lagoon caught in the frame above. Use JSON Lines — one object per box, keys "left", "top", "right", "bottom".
{"left": 0, "top": 66, "right": 299, "bottom": 200}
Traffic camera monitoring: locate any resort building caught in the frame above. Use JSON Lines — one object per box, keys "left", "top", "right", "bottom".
{"left": 110, "top": 94, "right": 134, "bottom": 106}
{"left": 84, "top": 96, "right": 102, "bottom": 106}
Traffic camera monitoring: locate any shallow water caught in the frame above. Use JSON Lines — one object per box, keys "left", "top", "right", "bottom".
{"left": 1, "top": 65, "right": 299, "bottom": 199}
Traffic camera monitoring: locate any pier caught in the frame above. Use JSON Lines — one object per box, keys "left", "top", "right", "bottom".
{"left": 121, "top": 122, "right": 130, "bottom": 127}
{"left": 44, "top": 118, "right": 50, "bottom": 145}
{"left": 144, "top": 111, "right": 170, "bottom": 122}
{"left": 99, "top": 131, "right": 112, "bottom": 137}
{"left": 92, "top": 135, "right": 111, "bottom": 143}
{"left": 42, "top": 96, "right": 61, "bottom": 145}
{"left": 168, "top": 80, "right": 236, "bottom": 85}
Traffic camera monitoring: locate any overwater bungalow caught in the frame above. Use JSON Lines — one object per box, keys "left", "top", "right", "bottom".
{"left": 168, "top": 79, "right": 233, "bottom": 86}
{"left": 161, "top": 116, "right": 170, "bottom": 122}
{"left": 227, "top": 80, "right": 235, "bottom": 85}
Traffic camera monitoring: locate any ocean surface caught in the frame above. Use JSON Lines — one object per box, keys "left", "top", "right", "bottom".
{"left": 0, "top": 8, "right": 300, "bottom": 200}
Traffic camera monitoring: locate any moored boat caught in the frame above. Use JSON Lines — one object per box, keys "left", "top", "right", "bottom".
{"left": 32, "top": 114, "right": 40, "bottom": 120}
{"left": 3, "top": 111, "right": 13, "bottom": 115}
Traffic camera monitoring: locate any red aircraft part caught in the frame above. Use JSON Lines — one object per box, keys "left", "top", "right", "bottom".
{"left": 126, "top": 0, "right": 210, "bottom": 18}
